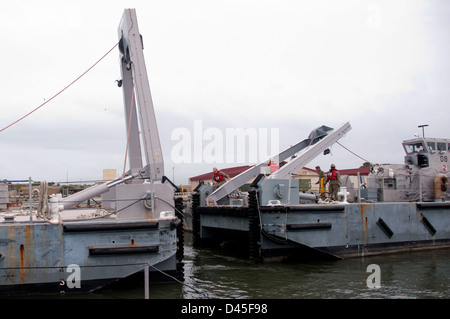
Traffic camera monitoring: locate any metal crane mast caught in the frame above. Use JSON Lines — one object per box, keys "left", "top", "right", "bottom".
{"left": 61, "top": 9, "right": 175, "bottom": 219}
{"left": 118, "top": 8, "right": 164, "bottom": 181}
{"left": 205, "top": 122, "right": 351, "bottom": 206}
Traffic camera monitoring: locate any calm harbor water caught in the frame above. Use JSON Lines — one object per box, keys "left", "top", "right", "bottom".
{"left": 89, "top": 232, "right": 450, "bottom": 299}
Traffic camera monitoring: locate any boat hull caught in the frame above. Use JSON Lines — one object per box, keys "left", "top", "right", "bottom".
{"left": 193, "top": 198, "right": 450, "bottom": 262}
{"left": 0, "top": 218, "right": 180, "bottom": 296}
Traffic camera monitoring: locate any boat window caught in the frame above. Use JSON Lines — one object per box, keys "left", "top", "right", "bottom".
{"left": 383, "top": 178, "right": 396, "bottom": 189}
{"left": 437, "top": 142, "right": 447, "bottom": 151}
{"left": 404, "top": 142, "right": 425, "bottom": 154}
{"left": 427, "top": 142, "right": 436, "bottom": 151}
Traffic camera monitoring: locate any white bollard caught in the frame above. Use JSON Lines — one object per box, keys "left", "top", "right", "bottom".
{"left": 338, "top": 187, "right": 350, "bottom": 204}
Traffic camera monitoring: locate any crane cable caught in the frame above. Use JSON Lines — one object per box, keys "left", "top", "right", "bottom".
{"left": 0, "top": 42, "right": 119, "bottom": 133}
{"left": 336, "top": 141, "right": 372, "bottom": 164}
{"left": 336, "top": 141, "right": 417, "bottom": 178}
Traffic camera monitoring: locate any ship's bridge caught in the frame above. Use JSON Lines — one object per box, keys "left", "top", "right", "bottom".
{"left": 403, "top": 137, "right": 450, "bottom": 171}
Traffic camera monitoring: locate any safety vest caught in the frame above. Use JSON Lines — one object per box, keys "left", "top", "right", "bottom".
{"left": 268, "top": 161, "right": 279, "bottom": 173}
{"left": 214, "top": 170, "right": 225, "bottom": 182}
{"left": 327, "top": 169, "right": 338, "bottom": 180}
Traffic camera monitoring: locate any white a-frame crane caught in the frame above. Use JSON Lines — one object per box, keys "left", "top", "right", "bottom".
{"left": 60, "top": 9, "right": 176, "bottom": 220}
{"left": 118, "top": 9, "right": 164, "bottom": 181}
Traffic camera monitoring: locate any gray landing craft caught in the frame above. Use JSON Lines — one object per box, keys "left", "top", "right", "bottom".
{"left": 192, "top": 123, "right": 450, "bottom": 261}
{"left": 0, "top": 9, "right": 184, "bottom": 295}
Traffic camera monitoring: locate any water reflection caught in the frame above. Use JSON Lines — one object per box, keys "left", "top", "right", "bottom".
{"left": 176, "top": 233, "right": 450, "bottom": 299}
{"left": 49, "top": 232, "right": 450, "bottom": 299}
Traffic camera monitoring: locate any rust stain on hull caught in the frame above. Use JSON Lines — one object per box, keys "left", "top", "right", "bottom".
{"left": 360, "top": 205, "right": 369, "bottom": 244}
{"left": 19, "top": 244, "right": 25, "bottom": 283}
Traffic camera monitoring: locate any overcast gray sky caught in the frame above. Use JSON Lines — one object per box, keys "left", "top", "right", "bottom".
{"left": 1, "top": 0, "right": 449, "bottom": 185}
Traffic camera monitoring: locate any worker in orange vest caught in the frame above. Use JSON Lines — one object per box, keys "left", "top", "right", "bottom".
{"left": 325, "top": 164, "right": 341, "bottom": 200}
{"left": 268, "top": 158, "right": 280, "bottom": 173}
{"left": 212, "top": 167, "right": 230, "bottom": 190}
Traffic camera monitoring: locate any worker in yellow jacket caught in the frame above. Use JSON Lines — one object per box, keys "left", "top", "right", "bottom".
{"left": 315, "top": 166, "right": 326, "bottom": 199}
